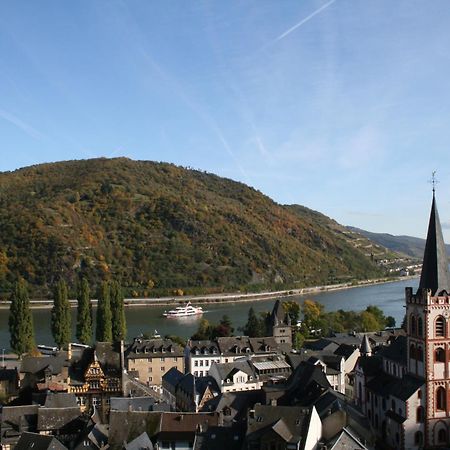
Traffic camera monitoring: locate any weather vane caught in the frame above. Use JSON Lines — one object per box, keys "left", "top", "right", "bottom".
{"left": 429, "top": 170, "right": 438, "bottom": 194}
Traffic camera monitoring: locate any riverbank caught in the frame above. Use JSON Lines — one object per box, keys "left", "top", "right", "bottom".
{"left": 0, "top": 275, "right": 418, "bottom": 309}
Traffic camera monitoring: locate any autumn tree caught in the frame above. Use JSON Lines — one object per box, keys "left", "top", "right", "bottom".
{"left": 76, "top": 278, "right": 92, "bottom": 345}
{"left": 96, "top": 281, "right": 112, "bottom": 342}
{"left": 9, "top": 279, "right": 35, "bottom": 355}
{"left": 110, "top": 280, "right": 126, "bottom": 342}
{"left": 51, "top": 279, "right": 71, "bottom": 349}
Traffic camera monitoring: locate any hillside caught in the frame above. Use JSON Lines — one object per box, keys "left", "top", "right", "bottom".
{"left": 347, "top": 226, "right": 450, "bottom": 260}
{"left": 0, "top": 158, "right": 384, "bottom": 296}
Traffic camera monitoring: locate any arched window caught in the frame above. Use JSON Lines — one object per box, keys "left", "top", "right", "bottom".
{"left": 437, "top": 387, "right": 446, "bottom": 410}
{"left": 416, "top": 406, "right": 424, "bottom": 422}
{"left": 417, "top": 346, "right": 424, "bottom": 362}
{"left": 410, "top": 344, "right": 416, "bottom": 360}
{"left": 415, "top": 431, "right": 423, "bottom": 446}
{"left": 436, "top": 348, "right": 446, "bottom": 363}
{"left": 438, "top": 428, "right": 447, "bottom": 443}
{"left": 436, "top": 316, "right": 446, "bottom": 337}
{"left": 418, "top": 317, "right": 423, "bottom": 337}
{"left": 411, "top": 315, "right": 417, "bottom": 335}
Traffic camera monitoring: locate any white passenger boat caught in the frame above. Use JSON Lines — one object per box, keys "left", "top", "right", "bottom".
{"left": 163, "top": 302, "right": 203, "bottom": 318}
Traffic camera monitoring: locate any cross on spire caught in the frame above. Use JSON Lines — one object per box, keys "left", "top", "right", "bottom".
{"left": 429, "top": 170, "right": 438, "bottom": 195}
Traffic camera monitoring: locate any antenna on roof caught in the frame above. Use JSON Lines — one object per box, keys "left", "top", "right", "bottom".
{"left": 429, "top": 170, "right": 438, "bottom": 195}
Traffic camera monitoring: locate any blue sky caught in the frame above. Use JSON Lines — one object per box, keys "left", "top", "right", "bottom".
{"left": 1, "top": 1, "right": 450, "bottom": 239}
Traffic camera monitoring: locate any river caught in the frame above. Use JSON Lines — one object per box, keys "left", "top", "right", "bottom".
{"left": 0, "top": 278, "right": 418, "bottom": 350}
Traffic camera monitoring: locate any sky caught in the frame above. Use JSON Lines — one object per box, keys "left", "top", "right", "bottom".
{"left": 1, "top": 1, "right": 450, "bottom": 240}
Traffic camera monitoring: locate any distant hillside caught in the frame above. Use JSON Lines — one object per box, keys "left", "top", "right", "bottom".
{"left": 287, "top": 205, "right": 401, "bottom": 261}
{"left": 346, "top": 227, "right": 450, "bottom": 260}
{"left": 0, "top": 158, "right": 384, "bottom": 296}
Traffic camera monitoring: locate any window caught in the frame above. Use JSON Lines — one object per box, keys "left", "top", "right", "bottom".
{"left": 418, "top": 390, "right": 422, "bottom": 399}
{"left": 200, "top": 360, "right": 204, "bottom": 367}
{"left": 149, "top": 377, "right": 152, "bottom": 382}
{"left": 160, "top": 357, "right": 165, "bottom": 362}
{"left": 437, "top": 387, "right": 446, "bottom": 410}
{"left": 410, "top": 315, "right": 417, "bottom": 335}
{"left": 194, "top": 361, "right": 198, "bottom": 367}
{"left": 161, "top": 367, "right": 165, "bottom": 371}
{"left": 436, "top": 316, "right": 446, "bottom": 337}
{"left": 417, "top": 346, "right": 424, "bottom": 362}
{"left": 148, "top": 367, "right": 152, "bottom": 372}
{"left": 418, "top": 317, "right": 423, "bottom": 336}
{"left": 436, "top": 348, "right": 445, "bottom": 363}
{"left": 417, "top": 406, "right": 424, "bottom": 422}
{"left": 438, "top": 428, "right": 447, "bottom": 443}
{"left": 391, "top": 399, "right": 396, "bottom": 411}
{"left": 414, "top": 431, "right": 423, "bottom": 446}
{"left": 92, "top": 397, "right": 101, "bottom": 406}
{"left": 410, "top": 344, "right": 416, "bottom": 360}
{"left": 173, "top": 357, "right": 177, "bottom": 362}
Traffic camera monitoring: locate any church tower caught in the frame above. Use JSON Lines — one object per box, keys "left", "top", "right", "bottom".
{"left": 406, "top": 191, "right": 450, "bottom": 447}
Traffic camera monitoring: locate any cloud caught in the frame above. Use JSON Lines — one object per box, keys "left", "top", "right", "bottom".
{"left": 0, "top": 109, "right": 44, "bottom": 140}
{"left": 274, "top": 0, "right": 336, "bottom": 42}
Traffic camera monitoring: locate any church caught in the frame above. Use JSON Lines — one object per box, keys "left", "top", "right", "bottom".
{"left": 355, "top": 191, "right": 450, "bottom": 449}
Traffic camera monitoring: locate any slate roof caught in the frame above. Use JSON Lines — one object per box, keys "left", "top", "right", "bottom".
{"left": 1, "top": 404, "right": 39, "bottom": 439}
{"left": 356, "top": 355, "right": 382, "bottom": 376}
{"left": 200, "top": 390, "right": 265, "bottom": 423}
{"left": 15, "top": 432, "right": 67, "bottom": 450}
{"left": 314, "top": 390, "right": 345, "bottom": 419}
{"left": 246, "top": 404, "right": 311, "bottom": 446}
{"left": 216, "top": 336, "right": 253, "bottom": 355}
{"left": 189, "top": 340, "right": 220, "bottom": 355}
{"left": 162, "top": 367, "right": 185, "bottom": 392}
{"left": 334, "top": 344, "right": 358, "bottom": 360}
{"left": 37, "top": 407, "right": 83, "bottom": 431}
{"left": 125, "top": 432, "right": 153, "bottom": 450}
{"left": 281, "top": 361, "right": 331, "bottom": 406}
{"left": 366, "top": 373, "right": 423, "bottom": 401}
{"left": 177, "top": 374, "right": 220, "bottom": 398}
{"left": 212, "top": 360, "right": 256, "bottom": 382}
{"left": 43, "top": 392, "right": 78, "bottom": 408}
{"left": 419, "top": 194, "right": 450, "bottom": 295}
{"left": 328, "top": 427, "right": 367, "bottom": 450}
{"left": 270, "top": 300, "right": 291, "bottom": 327}
{"left": 126, "top": 338, "right": 184, "bottom": 359}
{"left": 20, "top": 353, "right": 68, "bottom": 375}
{"left": 194, "top": 425, "right": 245, "bottom": 450}
{"left": 304, "top": 339, "right": 339, "bottom": 353}
{"left": 94, "top": 342, "right": 121, "bottom": 371}
{"left": 110, "top": 396, "right": 170, "bottom": 412}
{"left": 378, "top": 336, "right": 407, "bottom": 365}
{"left": 158, "top": 412, "right": 220, "bottom": 441}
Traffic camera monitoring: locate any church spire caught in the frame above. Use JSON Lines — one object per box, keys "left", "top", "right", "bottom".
{"left": 418, "top": 190, "right": 450, "bottom": 296}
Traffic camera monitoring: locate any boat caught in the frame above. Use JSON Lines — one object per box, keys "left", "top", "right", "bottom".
{"left": 163, "top": 302, "right": 203, "bottom": 318}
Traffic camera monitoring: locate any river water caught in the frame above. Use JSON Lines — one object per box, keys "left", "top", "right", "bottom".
{"left": 0, "top": 278, "right": 418, "bottom": 350}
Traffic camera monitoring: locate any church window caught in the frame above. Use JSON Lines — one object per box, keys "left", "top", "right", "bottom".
{"left": 415, "top": 431, "right": 423, "bottom": 446}
{"left": 418, "top": 317, "right": 423, "bottom": 336}
{"left": 416, "top": 406, "right": 424, "bottom": 422}
{"left": 417, "top": 346, "right": 424, "bottom": 361}
{"left": 437, "top": 387, "right": 446, "bottom": 410}
{"left": 436, "top": 316, "right": 446, "bottom": 337}
{"left": 410, "top": 344, "right": 416, "bottom": 360}
{"left": 438, "top": 428, "right": 447, "bottom": 443}
{"left": 410, "top": 315, "right": 417, "bottom": 335}
{"left": 436, "top": 348, "right": 445, "bottom": 363}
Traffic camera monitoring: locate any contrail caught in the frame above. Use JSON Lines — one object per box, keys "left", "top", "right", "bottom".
{"left": 0, "top": 109, "right": 44, "bottom": 140}
{"left": 275, "top": 0, "right": 336, "bottom": 42}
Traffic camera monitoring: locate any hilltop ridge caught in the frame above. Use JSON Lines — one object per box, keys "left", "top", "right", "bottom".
{"left": 0, "top": 158, "right": 386, "bottom": 296}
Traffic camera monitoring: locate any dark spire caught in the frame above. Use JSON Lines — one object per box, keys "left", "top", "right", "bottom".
{"left": 418, "top": 192, "right": 450, "bottom": 295}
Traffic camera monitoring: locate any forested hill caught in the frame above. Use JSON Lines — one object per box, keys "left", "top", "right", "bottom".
{"left": 0, "top": 158, "right": 384, "bottom": 296}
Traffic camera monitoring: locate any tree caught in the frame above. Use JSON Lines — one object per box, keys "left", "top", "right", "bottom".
{"left": 76, "top": 278, "right": 92, "bottom": 345}
{"left": 210, "top": 316, "right": 234, "bottom": 339}
{"left": 191, "top": 319, "right": 211, "bottom": 341}
{"left": 243, "top": 307, "right": 263, "bottom": 337}
{"left": 302, "top": 299, "right": 324, "bottom": 332}
{"left": 96, "top": 281, "right": 112, "bottom": 342}
{"left": 293, "top": 331, "right": 305, "bottom": 350}
{"left": 360, "top": 311, "right": 380, "bottom": 332}
{"left": 386, "top": 316, "right": 396, "bottom": 328}
{"left": 9, "top": 279, "right": 35, "bottom": 355}
{"left": 51, "top": 279, "right": 71, "bottom": 349}
{"left": 110, "top": 280, "right": 126, "bottom": 342}
{"left": 283, "top": 301, "right": 300, "bottom": 324}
